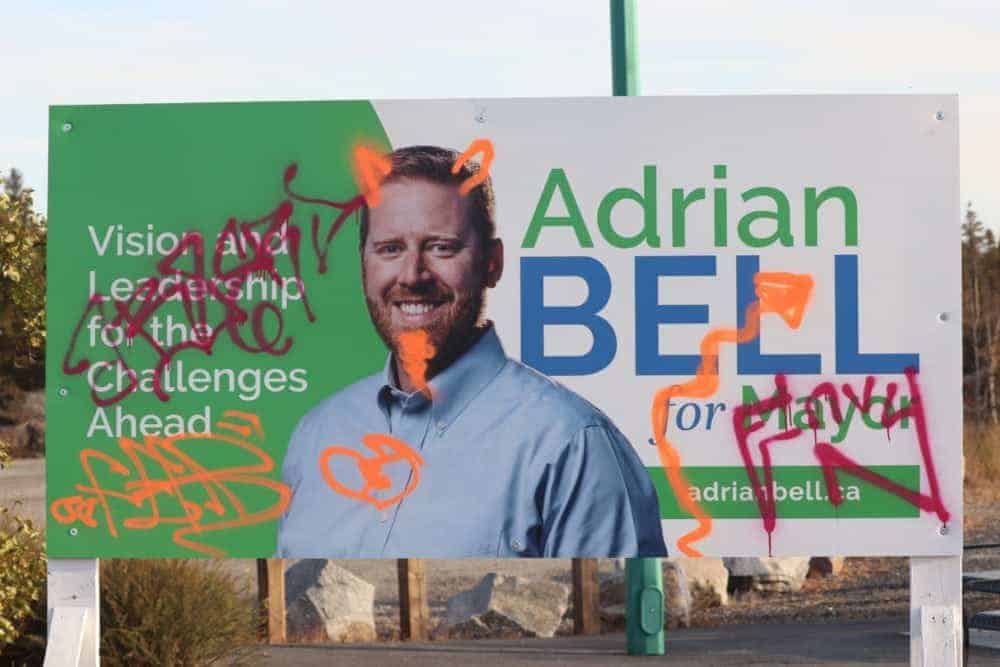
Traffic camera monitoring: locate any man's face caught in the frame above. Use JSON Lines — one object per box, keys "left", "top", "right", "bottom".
{"left": 362, "top": 178, "right": 502, "bottom": 372}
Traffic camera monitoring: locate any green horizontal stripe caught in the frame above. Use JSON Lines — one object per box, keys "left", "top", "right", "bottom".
{"left": 648, "top": 465, "right": 920, "bottom": 519}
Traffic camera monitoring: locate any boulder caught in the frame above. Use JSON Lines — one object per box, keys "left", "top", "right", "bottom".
{"left": 808, "top": 556, "right": 846, "bottom": 578}
{"left": 438, "top": 573, "right": 569, "bottom": 639}
{"left": 724, "top": 557, "right": 811, "bottom": 593}
{"left": 285, "top": 560, "right": 376, "bottom": 642}
{"left": 600, "top": 561, "right": 691, "bottom": 629}
{"left": 671, "top": 557, "right": 730, "bottom": 606}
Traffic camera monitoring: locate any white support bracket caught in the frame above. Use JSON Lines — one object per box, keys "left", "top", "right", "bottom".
{"left": 45, "top": 558, "right": 99, "bottom": 667}
{"left": 911, "top": 556, "right": 962, "bottom": 667}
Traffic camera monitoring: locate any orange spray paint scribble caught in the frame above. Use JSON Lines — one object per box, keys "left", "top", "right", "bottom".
{"left": 319, "top": 433, "right": 424, "bottom": 511}
{"left": 652, "top": 272, "right": 814, "bottom": 557}
{"left": 397, "top": 329, "right": 436, "bottom": 397}
{"left": 451, "top": 138, "right": 495, "bottom": 196}
{"left": 49, "top": 411, "right": 291, "bottom": 558}
{"left": 352, "top": 143, "right": 392, "bottom": 207}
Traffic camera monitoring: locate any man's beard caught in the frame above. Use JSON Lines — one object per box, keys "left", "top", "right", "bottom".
{"left": 364, "top": 275, "right": 488, "bottom": 382}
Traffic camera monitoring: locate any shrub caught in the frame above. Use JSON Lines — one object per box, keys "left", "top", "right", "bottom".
{"left": 0, "top": 169, "right": 47, "bottom": 383}
{"left": 0, "top": 502, "right": 47, "bottom": 664}
{"left": 100, "top": 560, "right": 262, "bottom": 666}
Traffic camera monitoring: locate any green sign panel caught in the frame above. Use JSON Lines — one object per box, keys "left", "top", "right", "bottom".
{"left": 47, "top": 102, "right": 391, "bottom": 557}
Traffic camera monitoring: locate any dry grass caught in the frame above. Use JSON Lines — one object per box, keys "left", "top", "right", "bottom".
{"left": 965, "top": 421, "right": 1000, "bottom": 501}
{"left": 100, "top": 560, "right": 263, "bottom": 666}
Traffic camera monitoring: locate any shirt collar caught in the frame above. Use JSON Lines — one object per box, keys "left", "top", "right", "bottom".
{"left": 375, "top": 324, "right": 508, "bottom": 429}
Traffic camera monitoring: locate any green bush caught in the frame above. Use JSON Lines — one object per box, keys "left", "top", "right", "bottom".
{"left": 0, "top": 502, "right": 47, "bottom": 665}
{"left": 0, "top": 169, "right": 47, "bottom": 382}
{"left": 100, "top": 560, "right": 262, "bottom": 666}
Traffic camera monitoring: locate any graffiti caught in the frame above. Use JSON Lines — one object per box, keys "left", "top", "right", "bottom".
{"left": 352, "top": 143, "right": 393, "bottom": 208}
{"left": 63, "top": 140, "right": 496, "bottom": 409}
{"left": 319, "top": 433, "right": 424, "bottom": 511}
{"left": 452, "top": 139, "right": 495, "bottom": 196}
{"left": 49, "top": 411, "right": 291, "bottom": 557}
{"left": 62, "top": 162, "right": 372, "bottom": 406}
{"left": 397, "top": 329, "right": 436, "bottom": 398}
{"left": 651, "top": 272, "right": 814, "bottom": 557}
{"left": 733, "top": 368, "right": 950, "bottom": 555}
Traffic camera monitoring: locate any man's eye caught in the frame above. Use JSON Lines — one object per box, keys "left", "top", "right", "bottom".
{"left": 377, "top": 244, "right": 403, "bottom": 255}
{"left": 429, "top": 242, "right": 458, "bottom": 255}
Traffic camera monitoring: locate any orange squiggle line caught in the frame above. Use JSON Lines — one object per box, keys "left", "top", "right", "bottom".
{"left": 352, "top": 143, "right": 392, "bottom": 207}
{"left": 397, "top": 329, "right": 435, "bottom": 397}
{"left": 451, "top": 139, "right": 494, "bottom": 196}
{"left": 652, "top": 272, "right": 813, "bottom": 557}
{"left": 49, "top": 411, "right": 291, "bottom": 557}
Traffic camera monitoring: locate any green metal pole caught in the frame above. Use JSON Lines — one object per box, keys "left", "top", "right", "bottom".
{"left": 611, "top": 0, "right": 666, "bottom": 656}
{"left": 625, "top": 558, "right": 664, "bottom": 655}
{"left": 610, "top": 0, "right": 639, "bottom": 96}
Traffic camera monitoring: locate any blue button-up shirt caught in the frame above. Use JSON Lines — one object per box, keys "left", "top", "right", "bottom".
{"left": 277, "top": 326, "right": 667, "bottom": 558}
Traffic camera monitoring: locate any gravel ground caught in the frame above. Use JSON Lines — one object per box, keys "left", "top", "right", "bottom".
{"left": 692, "top": 495, "right": 1000, "bottom": 628}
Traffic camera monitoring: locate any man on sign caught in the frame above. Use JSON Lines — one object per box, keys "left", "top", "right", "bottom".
{"left": 278, "top": 145, "right": 666, "bottom": 557}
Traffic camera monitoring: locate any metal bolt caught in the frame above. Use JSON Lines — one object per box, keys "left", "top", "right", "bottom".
{"left": 938, "top": 524, "right": 949, "bottom": 536}
{"left": 58, "top": 387, "right": 69, "bottom": 397}
{"left": 935, "top": 111, "right": 945, "bottom": 121}
{"left": 62, "top": 122, "right": 73, "bottom": 133}
{"left": 69, "top": 527, "right": 78, "bottom": 536}
{"left": 937, "top": 312, "right": 949, "bottom": 323}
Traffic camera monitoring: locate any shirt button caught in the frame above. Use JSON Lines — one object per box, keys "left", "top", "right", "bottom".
{"left": 436, "top": 420, "right": 447, "bottom": 432}
{"left": 379, "top": 510, "right": 390, "bottom": 523}
{"left": 510, "top": 538, "right": 523, "bottom": 551}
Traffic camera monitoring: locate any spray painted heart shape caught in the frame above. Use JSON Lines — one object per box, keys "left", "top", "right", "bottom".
{"left": 318, "top": 433, "right": 424, "bottom": 511}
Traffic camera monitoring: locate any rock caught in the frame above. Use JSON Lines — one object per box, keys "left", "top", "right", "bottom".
{"left": 599, "top": 561, "right": 691, "bottom": 629}
{"left": 438, "top": 573, "right": 569, "bottom": 639}
{"left": 19, "top": 391, "right": 45, "bottom": 421}
{"left": 724, "top": 557, "right": 811, "bottom": 593}
{"left": 671, "top": 557, "right": 730, "bottom": 606}
{"left": 808, "top": 556, "right": 846, "bottom": 578}
{"left": 285, "top": 560, "right": 376, "bottom": 642}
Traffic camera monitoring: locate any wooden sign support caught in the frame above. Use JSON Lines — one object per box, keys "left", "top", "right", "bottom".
{"left": 44, "top": 558, "right": 99, "bottom": 667}
{"left": 572, "top": 558, "right": 601, "bottom": 635}
{"left": 910, "top": 556, "right": 963, "bottom": 666}
{"left": 397, "top": 558, "right": 430, "bottom": 640}
{"left": 256, "top": 558, "right": 286, "bottom": 644}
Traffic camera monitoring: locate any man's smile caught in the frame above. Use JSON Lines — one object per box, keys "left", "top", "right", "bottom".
{"left": 394, "top": 299, "right": 447, "bottom": 323}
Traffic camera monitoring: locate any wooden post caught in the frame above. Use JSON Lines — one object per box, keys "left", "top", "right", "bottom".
{"left": 45, "top": 558, "right": 99, "bottom": 667}
{"left": 397, "top": 559, "right": 430, "bottom": 640}
{"left": 256, "top": 558, "right": 286, "bottom": 644}
{"left": 572, "top": 558, "right": 600, "bottom": 635}
{"left": 910, "top": 556, "right": 962, "bottom": 666}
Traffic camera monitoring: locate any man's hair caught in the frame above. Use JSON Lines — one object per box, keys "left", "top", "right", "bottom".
{"left": 359, "top": 145, "right": 496, "bottom": 249}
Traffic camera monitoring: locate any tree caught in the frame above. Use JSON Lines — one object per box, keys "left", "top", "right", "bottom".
{"left": 0, "top": 168, "right": 47, "bottom": 383}
{"left": 962, "top": 203, "right": 1000, "bottom": 424}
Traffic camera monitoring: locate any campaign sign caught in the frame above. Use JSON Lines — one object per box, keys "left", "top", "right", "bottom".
{"left": 47, "top": 96, "right": 960, "bottom": 558}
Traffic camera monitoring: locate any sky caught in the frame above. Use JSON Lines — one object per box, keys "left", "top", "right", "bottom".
{"left": 3, "top": 0, "right": 998, "bottom": 230}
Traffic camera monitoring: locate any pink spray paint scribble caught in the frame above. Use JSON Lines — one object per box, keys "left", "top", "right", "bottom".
{"left": 731, "top": 368, "right": 950, "bottom": 555}
{"left": 61, "top": 163, "right": 370, "bottom": 406}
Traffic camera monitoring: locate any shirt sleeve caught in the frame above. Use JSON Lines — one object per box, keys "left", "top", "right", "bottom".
{"left": 539, "top": 424, "right": 668, "bottom": 558}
